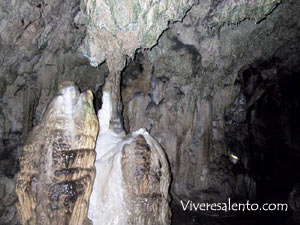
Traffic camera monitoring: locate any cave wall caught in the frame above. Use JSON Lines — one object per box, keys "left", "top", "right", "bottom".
{"left": 121, "top": 0, "right": 300, "bottom": 203}
{"left": 0, "top": 0, "right": 299, "bottom": 224}
{"left": 0, "top": 0, "right": 108, "bottom": 224}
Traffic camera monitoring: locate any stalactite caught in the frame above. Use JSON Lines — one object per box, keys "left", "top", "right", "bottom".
{"left": 102, "top": 71, "right": 125, "bottom": 134}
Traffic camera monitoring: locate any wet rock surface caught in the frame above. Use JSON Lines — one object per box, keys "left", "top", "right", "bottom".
{"left": 122, "top": 135, "right": 171, "bottom": 224}
{"left": 121, "top": 0, "right": 300, "bottom": 208}
{"left": 15, "top": 82, "right": 98, "bottom": 225}
{"left": 88, "top": 90, "right": 171, "bottom": 225}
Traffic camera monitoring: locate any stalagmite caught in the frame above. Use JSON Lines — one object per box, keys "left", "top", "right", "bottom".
{"left": 16, "top": 82, "right": 99, "bottom": 225}
{"left": 75, "top": 0, "right": 188, "bottom": 223}
{"left": 88, "top": 91, "right": 171, "bottom": 225}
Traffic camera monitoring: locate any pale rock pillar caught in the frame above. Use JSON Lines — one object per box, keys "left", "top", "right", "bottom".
{"left": 88, "top": 92, "right": 171, "bottom": 225}
{"left": 16, "top": 82, "right": 99, "bottom": 225}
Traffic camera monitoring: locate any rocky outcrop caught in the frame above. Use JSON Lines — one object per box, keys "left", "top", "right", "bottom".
{"left": 16, "top": 82, "right": 98, "bottom": 225}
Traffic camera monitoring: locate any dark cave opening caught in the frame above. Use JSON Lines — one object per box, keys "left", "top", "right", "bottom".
{"left": 243, "top": 64, "right": 300, "bottom": 199}
{"left": 121, "top": 52, "right": 300, "bottom": 225}
{"left": 241, "top": 60, "right": 300, "bottom": 224}
{"left": 171, "top": 60, "right": 300, "bottom": 225}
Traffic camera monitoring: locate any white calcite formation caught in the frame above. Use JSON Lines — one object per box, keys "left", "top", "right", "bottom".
{"left": 88, "top": 92, "right": 171, "bottom": 225}
{"left": 75, "top": 0, "right": 194, "bottom": 68}
{"left": 75, "top": 1, "right": 174, "bottom": 223}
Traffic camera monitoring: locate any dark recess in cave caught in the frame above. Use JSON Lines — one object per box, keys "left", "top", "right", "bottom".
{"left": 243, "top": 59, "right": 300, "bottom": 224}
{"left": 228, "top": 59, "right": 300, "bottom": 225}
{"left": 243, "top": 61, "right": 300, "bottom": 200}
{"left": 171, "top": 58, "right": 300, "bottom": 225}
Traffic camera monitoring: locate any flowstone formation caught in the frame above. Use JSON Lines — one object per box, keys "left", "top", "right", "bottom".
{"left": 0, "top": 0, "right": 296, "bottom": 224}
{"left": 73, "top": 0, "right": 284, "bottom": 224}
{"left": 88, "top": 92, "right": 171, "bottom": 225}
{"left": 75, "top": 0, "right": 195, "bottom": 134}
{"left": 16, "top": 82, "right": 99, "bottom": 225}
{"left": 74, "top": 1, "right": 193, "bottom": 224}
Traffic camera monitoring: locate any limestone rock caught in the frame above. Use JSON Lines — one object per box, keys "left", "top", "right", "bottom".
{"left": 88, "top": 92, "right": 171, "bottom": 225}
{"left": 0, "top": 0, "right": 299, "bottom": 223}
{"left": 121, "top": 0, "right": 300, "bottom": 204}
{"left": 122, "top": 134, "right": 170, "bottom": 225}
{"left": 207, "top": 0, "right": 281, "bottom": 27}
{"left": 0, "top": 4, "right": 108, "bottom": 224}
{"left": 76, "top": 0, "right": 194, "bottom": 68}
{"left": 15, "top": 82, "right": 99, "bottom": 225}
{"left": 0, "top": 0, "right": 108, "bottom": 170}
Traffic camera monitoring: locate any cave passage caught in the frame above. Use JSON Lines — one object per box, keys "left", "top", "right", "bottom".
{"left": 242, "top": 61, "right": 300, "bottom": 224}
{"left": 171, "top": 60, "right": 300, "bottom": 225}
{"left": 243, "top": 64, "right": 300, "bottom": 201}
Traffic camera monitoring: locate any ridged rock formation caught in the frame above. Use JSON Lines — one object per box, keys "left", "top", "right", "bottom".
{"left": 75, "top": 0, "right": 194, "bottom": 68}
{"left": 122, "top": 134, "right": 170, "bottom": 224}
{"left": 15, "top": 82, "right": 99, "bottom": 225}
{"left": 88, "top": 92, "right": 171, "bottom": 225}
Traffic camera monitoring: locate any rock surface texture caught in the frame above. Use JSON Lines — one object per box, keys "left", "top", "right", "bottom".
{"left": 0, "top": 0, "right": 107, "bottom": 223}
{"left": 76, "top": 0, "right": 194, "bottom": 69}
{"left": 121, "top": 0, "right": 300, "bottom": 204}
{"left": 88, "top": 92, "right": 171, "bottom": 225}
{"left": 16, "top": 82, "right": 99, "bottom": 225}
{"left": 76, "top": 0, "right": 196, "bottom": 136}
{"left": 0, "top": 0, "right": 300, "bottom": 224}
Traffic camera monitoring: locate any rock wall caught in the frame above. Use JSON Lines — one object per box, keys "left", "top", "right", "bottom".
{"left": 121, "top": 0, "right": 300, "bottom": 203}
{"left": 235, "top": 59, "right": 300, "bottom": 207}
{"left": 0, "top": 0, "right": 107, "bottom": 224}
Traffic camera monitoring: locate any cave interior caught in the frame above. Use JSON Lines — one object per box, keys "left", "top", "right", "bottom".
{"left": 0, "top": 0, "right": 300, "bottom": 225}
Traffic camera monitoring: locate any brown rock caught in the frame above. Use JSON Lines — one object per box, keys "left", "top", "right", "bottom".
{"left": 15, "top": 82, "right": 99, "bottom": 225}
{"left": 122, "top": 135, "right": 171, "bottom": 224}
